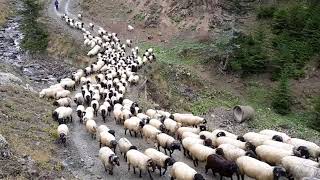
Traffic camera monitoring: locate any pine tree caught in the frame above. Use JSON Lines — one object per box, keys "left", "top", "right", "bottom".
{"left": 314, "top": 96, "right": 320, "bottom": 123}
{"left": 271, "top": 75, "right": 293, "bottom": 115}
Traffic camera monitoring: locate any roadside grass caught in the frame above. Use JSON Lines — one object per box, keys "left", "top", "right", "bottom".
{"left": 140, "top": 40, "right": 320, "bottom": 139}
{"left": 0, "top": 84, "right": 59, "bottom": 173}
{"left": 0, "top": 0, "right": 12, "bottom": 27}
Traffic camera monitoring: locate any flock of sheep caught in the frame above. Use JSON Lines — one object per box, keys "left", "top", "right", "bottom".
{"left": 37, "top": 11, "right": 320, "bottom": 180}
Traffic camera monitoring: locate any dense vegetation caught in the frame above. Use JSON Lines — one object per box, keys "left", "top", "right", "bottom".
{"left": 230, "top": 1, "right": 320, "bottom": 80}
{"left": 271, "top": 75, "right": 292, "bottom": 115}
{"left": 20, "top": 0, "right": 48, "bottom": 53}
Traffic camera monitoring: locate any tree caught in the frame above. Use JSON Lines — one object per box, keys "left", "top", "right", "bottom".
{"left": 314, "top": 96, "right": 320, "bottom": 122}
{"left": 271, "top": 74, "right": 293, "bottom": 115}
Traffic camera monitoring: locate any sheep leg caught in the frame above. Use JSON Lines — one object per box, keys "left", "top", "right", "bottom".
{"left": 158, "top": 167, "right": 161, "bottom": 176}
{"left": 133, "top": 167, "right": 136, "bottom": 174}
{"left": 157, "top": 144, "right": 160, "bottom": 151}
{"left": 147, "top": 169, "right": 153, "bottom": 180}
{"left": 109, "top": 167, "right": 113, "bottom": 175}
{"left": 183, "top": 147, "right": 186, "bottom": 156}
{"left": 164, "top": 148, "right": 167, "bottom": 155}
{"left": 162, "top": 167, "right": 168, "bottom": 176}
{"left": 134, "top": 131, "right": 137, "bottom": 137}
{"left": 193, "top": 159, "right": 197, "bottom": 167}
{"left": 125, "top": 129, "right": 127, "bottom": 135}
{"left": 129, "top": 131, "right": 133, "bottom": 137}
{"left": 170, "top": 177, "right": 174, "bottom": 180}
{"left": 140, "top": 131, "right": 143, "bottom": 138}
{"left": 128, "top": 163, "right": 130, "bottom": 171}
{"left": 241, "top": 174, "right": 244, "bottom": 180}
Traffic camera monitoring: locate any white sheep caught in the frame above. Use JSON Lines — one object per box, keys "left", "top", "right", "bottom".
{"left": 124, "top": 117, "right": 145, "bottom": 137}
{"left": 156, "top": 133, "right": 181, "bottom": 157}
{"left": 256, "top": 145, "right": 298, "bottom": 165}
{"left": 259, "top": 129, "right": 291, "bottom": 142}
{"left": 57, "top": 107, "right": 73, "bottom": 124}
{"left": 216, "top": 136, "right": 254, "bottom": 151}
{"left": 142, "top": 124, "right": 161, "bottom": 143}
{"left": 236, "top": 156, "right": 287, "bottom": 180}
{"left": 83, "top": 107, "right": 94, "bottom": 124}
{"left": 76, "top": 105, "right": 85, "bottom": 123}
{"left": 188, "top": 143, "right": 216, "bottom": 167}
{"left": 170, "top": 161, "right": 204, "bottom": 180}
{"left": 176, "top": 125, "right": 206, "bottom": 140}
{"left": 263, "top": 140, "right": 296, "bottom": 152}
{"left": 113, "top": 108, "right": 123, "bottom": 124}
{"left": 53, "top": 97, "right": 72, "bottom": 107}
{"left": 99, "top": 104, "right": 108, "bottom": 122}
{"left": 90, "top": 100, "right": 99, "bottom": 116}
{"left": 57, "top": 124, "right": 69, "bottom": 145}
{"left": 144, "top": 148, "right": 176, "bottom": 176}
{"left": 99, "top": 147, "right": 120, "bottom": 175}
{"left": 128, "top": 25, "right": 134, "bottom": 31}
{"left": 182, "top": 137, "right": 212, "bottom": 157}
{"left": 55, "top": 90, "right": 71, "bottom": 99}
{"left": 97, "top": 125, "right": 115, "bottom": 139}
{"left": 146, "top": 109, "right": 157, "bottom": 118}
{"left": 212, "top": 129, "right": 239, "bottom": 140}
{"left": 149, "top": 119, "right": 165, "bottom": 132}
{"left": 281, "top": 156, "right": 320, "bottom": 180}
{"left": 100, "top": 131, "right": 117, "bottom": 152}
{"left": 217, "top": 144, "right": 246, "bottom": 162}
{"left": 122, "top": 109, "right": 132, "bottom": 121}
{"left": 287, "top": 138, "right": 320, "bottom": 161}
{"left": 87, "top": 45, "right": 101, "bottom": 57}
{"left": 163, "top": 118, "right": 181, "bottom": 135}
{"left": 89, "top": 23, "right": 94, "bottom": 30}
{"left": 118, "top": 138, "right": 137, "bottom": 160}
{"left": 86, "top": 119, "right": 97, "bottom": 139}
{"left": 181, "top": 132, "right": 202, "bottom": 140}
{"left": 243, "top": 132, "right": 271, "bottom": 147}
{"left": 199, "top": 131, "right": 219, "bottom": 147}
{"left": 74, "top": 93, "right": 84, "bottom": 105}
{"left": 126, "top": 149, "right": 156, "bottom": 179}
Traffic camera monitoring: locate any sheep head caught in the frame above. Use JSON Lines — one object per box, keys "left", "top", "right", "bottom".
{"left": 297, "top": 146, "right": 310, "bottom": 159}
{"left": 146, "top": 159, "right": 156, "bottom": 171}
{"left": 215, "top": 148, "right": 224, "bottom": 157}
{"left": 272, "top": 135, "right": 283, "bottom": 142}
{"left": 110, "top": 155, "right": 120, "bottom": 166}
{"left": 164, "top": 157, "right": 176, "bottom": 167}
{"left": 194, "top": 173, "right": 205, "bottom": 180}
{"left": 237, "top": 136, "right": 245, "bottom": 142}
{"left": 273, "top": 167, "right": 287, "bottom": 179}
{"left": 216, "top": 131, "right": 226, "bottom": 137}
{"left": 170, "top": 141, "right": 181, "bottom": 152}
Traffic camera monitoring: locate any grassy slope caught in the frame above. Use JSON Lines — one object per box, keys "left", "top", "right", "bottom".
{"left": 141, "top": 40, "right": 320, "bottom": 140}
{"left": 0, "top": 0, "right": 12, "bottom": 27}
{"left": 0, "top": 65, "right": 65, "bottom": 178}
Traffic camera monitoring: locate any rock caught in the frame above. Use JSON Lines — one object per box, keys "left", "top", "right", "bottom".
{"left": 0, "top": 134, "right": 8, "bottom": 150}
{"left": 0, "top": 72, "right": 22, "bottom": 85}
{"left": 97, "top": 176, "right": 102, "bottom": 179}
{"left": 81, "top": 158, "right": 84, "bottom": 162}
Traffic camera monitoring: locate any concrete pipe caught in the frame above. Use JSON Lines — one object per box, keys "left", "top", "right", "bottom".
{"left": 233, "top": 105, "right": 255, "bottom": 123}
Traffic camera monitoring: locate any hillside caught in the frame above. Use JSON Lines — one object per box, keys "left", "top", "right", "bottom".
{"left": 0, "top": 0, "right": 319, "bottom": 179}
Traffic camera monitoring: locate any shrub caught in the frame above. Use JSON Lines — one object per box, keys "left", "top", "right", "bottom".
{"left": 20, "top": 0, "right": 48, "bottom": 53}
{"left": 271, "top": 75, "right": 293, "bottom": 115}
{"left": 257, "top": 6, "right": 276, "bottom": 19}
{"left": 230, "top": 32, "right": 268, "bottom": 75}
{"left": 314, "top": 96, "right": 320, "bottom": 122}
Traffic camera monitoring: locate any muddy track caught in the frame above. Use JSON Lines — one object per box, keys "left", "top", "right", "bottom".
{"left": 45, "top": 0, "right": 224, "bottom": 179}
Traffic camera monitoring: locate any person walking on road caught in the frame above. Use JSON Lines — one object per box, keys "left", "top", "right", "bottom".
{"left": 55, "top": 0, "right": 59, "bottom": 11}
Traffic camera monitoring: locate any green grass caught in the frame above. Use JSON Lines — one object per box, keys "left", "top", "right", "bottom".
{"left": 140, "top": 40, "right": 216, "bottom": 65}
{"left": 140, "top": 40, "right": 319, "bottom": 139}
{"left": 245, "top": 80, "right": 319, "bottom": 139}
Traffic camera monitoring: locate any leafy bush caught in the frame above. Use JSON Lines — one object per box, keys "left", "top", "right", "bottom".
{"left": 20, "top": 0, "right": 48, "bottom": 53}
{"left": 230, "top": 32, "right": 268, "bottom": 75}
{"left": 231, "top": 2, "right": 320, "bottom": 79}
{"left": 257, "top": 6, "right": 276, "bottom": 19}
{"left": 271, "top": 75, "right": 293, "bottom": 115}
{"left": 314, "top": 96, "right": 320, "bottom": 122}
